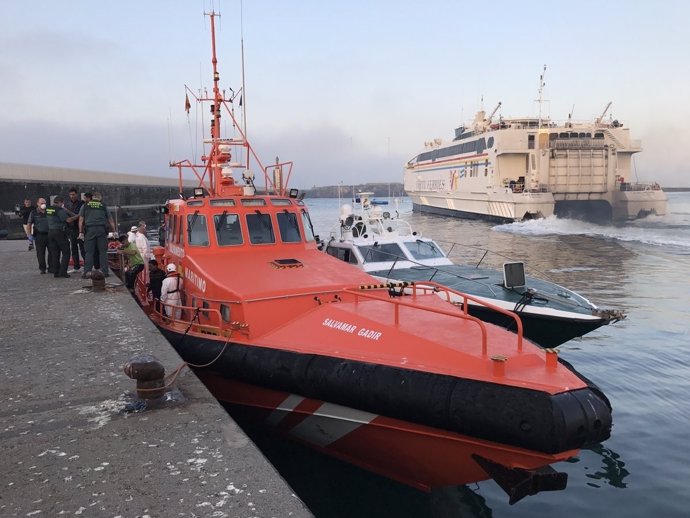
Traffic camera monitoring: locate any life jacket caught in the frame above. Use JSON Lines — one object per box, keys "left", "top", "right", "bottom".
{"left": 167, "top": 273, "right": 181, "bottom": 294}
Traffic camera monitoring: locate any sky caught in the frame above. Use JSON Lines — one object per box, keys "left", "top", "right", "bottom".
{"left": 1, "top": 0, "right": 689, "bottom": 188}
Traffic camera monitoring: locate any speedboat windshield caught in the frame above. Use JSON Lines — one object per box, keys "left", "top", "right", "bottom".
{"left": 404, "top": 240, "right": 445, "bottom": 260}
{"left": 359, "top": 243, "right": 408, "bottom": 263}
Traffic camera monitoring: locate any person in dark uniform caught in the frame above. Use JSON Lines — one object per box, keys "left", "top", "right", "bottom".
{"left": 63, "top": 187, "right": 85, "bottom": 272}
{"left": 18, "top": 198, "right": 36, "bottom": 251}
{"left": 26, "top": 198, "right": 52, "bottom": 274}
{"left": 78, "top": 192, "right": 115, "bottom": 278}
{"left": 147, "top": 259, "right": 166, "bottom": 311}
{"left": 46, "top": 196, "right": 73, "bottom": 278}
{"left": 81, "top": 192, "right": 100, "bottom": 270}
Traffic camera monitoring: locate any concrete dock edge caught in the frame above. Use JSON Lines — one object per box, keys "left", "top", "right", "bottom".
{"left": 0, "top": 240, "right": 312, "bottom": 517}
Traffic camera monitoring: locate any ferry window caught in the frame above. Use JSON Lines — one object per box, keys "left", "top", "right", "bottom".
{"left": 579, "top": 132, "right": 586, "bottom": 138}
{"left": 246, "top": 212, "right": 276, "bottom": 244}
{"left": 220, "top": 304, "right": 231, "bottom": 322}
{"left": 549, "top": 133, "right": 557, "bottom": 140}
{"left": 476, "top": 138, "right": 486, "bottom": 153}
{"left": 404, "top": 240, "right": 445, "bottom": 260}
{"left": 214, "top": 212, "right": 243, "bottom": 246}
{"left": 559, "top": 132, "right": 569, "bottom": 138}
{"left": 187, "top": 212, "right": 209, "bottom": 246}
{"left": 270, "top": 199, "right": 293, "bottom": 206}
{"left": 528, "top": 135, "right": 535, "bottom": 149}
{"left": 359, "top": 243, "right": 407, "bottom": 263}
{"left": 277, "top": 211, "right": 302, "bottom": 243}
{"left": 300, "top": 210, "right": 316, "bottom": 242}
{"left": 177, "top": 215, "right": 184, "bottom": 243}
{"left": 187, "top": 200, "right": 204, "bottom": 207}
{"left": 594, "top": 132, "right": 604, "bottom": 139}
{"left": 201, "top": 300, "right": 210, "bottom": 320}
{"left": 487, "top": 136, "right": 495, "bottom": 148}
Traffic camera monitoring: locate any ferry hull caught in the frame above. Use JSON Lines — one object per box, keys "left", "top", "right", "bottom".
{"left": 408, "top": 191, "right": 554, "bottom": 223}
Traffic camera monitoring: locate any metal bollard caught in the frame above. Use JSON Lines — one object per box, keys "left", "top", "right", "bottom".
{"left": 124, "top": 354, "right": 166, "bottom": 399}
{"left": 91, "top": 270, "right": 106, "bottom": 292}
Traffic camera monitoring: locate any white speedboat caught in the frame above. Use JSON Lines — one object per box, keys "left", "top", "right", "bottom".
{"left": 324, "top": 193, "right": 624, "bottom": 348}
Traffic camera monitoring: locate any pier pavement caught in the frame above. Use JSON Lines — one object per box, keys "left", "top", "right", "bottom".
{"left": 0, "top": 240, "right": 311, "bottom": 517}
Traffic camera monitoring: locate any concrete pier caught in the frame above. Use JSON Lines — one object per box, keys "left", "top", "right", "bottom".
{"left": 0, "top": 240, "right": 311, "bottom": 517}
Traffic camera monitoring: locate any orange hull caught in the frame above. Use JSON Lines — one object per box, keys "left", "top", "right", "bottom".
{"left": 200, "top": 374, "right": 576, "bottom": 490}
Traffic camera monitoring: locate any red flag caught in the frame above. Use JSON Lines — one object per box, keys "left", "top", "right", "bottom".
{"left": 184, "top": 93, "right": 191, "bottom": 114}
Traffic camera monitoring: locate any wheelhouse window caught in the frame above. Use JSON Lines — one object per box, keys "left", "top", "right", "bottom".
{"left": 168, "top": 214, "right": 175, "bottom": 242}
{"left": 404, "top": 240, "right": 445, "bottom": 260}
{"left": 358, "top": 243, "right": 407, "bottom": 263}
{"left": 277, "top": 211, "right": 302, "bottom": 243}
{"left": 300, "top": 210, "right": 316, "bottom": 242}
{"left": 214, "top": 212, "right": 243, "bottom": 246}
{"left": 246, "top": 212, "right": 275, "bottom": 244}
{"left": 187, "top": 213, "right": 209, "bottom": 246}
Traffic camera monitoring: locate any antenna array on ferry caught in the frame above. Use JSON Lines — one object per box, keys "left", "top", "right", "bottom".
{"left": 536, "top": 64, "right": 547, "bottom": 128}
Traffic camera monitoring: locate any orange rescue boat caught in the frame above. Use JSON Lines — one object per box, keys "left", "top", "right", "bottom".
{"left": 132, "top": 11, "right": 612, "bottom": 505}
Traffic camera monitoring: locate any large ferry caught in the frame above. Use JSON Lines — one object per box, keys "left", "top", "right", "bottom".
{"left": 404, "top": 69, "right": 667, "bottom": 222}
{"left": 132, "top": 16, "right": 612, "bottom": 504}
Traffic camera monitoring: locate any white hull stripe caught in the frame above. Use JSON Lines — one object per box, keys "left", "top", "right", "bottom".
{"left": 288, "top": 402, "right": 378, "bottom": 447}
{"left": 265, "top": 394, "right": 305, "bottom": 426}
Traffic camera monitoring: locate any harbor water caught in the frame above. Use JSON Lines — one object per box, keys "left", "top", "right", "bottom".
{"left": 227, "top": 192, "right": 690, "bottom": 517}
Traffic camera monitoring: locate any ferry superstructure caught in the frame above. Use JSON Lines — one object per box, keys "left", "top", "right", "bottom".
{"left": 404, "top": 78, "right": 667, "bottom": 223}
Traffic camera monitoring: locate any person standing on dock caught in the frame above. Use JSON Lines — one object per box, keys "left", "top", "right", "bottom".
{"left": 19, "top": 199, "right": 36, "bottom": 251}
{"left": 78, "top": 192, "right": 115, "bottom": 279}
{"left": 46, "top": 196, "right": 73, "bottom": 278}
{"left": 64, "top": 187, "right": 85, "bottom": 272}
{"left": 27, "top": 198, "right": 51, "bottom": 274}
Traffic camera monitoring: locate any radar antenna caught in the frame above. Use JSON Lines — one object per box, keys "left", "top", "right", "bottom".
{"left": 535, "top": 65, "right": 547, "bottom": 128}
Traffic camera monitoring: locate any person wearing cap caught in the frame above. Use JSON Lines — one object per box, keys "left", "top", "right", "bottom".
{"left": 160, "top": 263, "right": 183, "bottom": 319}
{"left": 127, "top": 226, "right": 138, "bottom": 244}
{"left": 135, "top": 222, "right": 151, "bottom": 261}
{"left": 117, "top": 235, "right": 144, "bottom": 290}
{"left": 78, "top": 192, "right": 115, "bottom": 278}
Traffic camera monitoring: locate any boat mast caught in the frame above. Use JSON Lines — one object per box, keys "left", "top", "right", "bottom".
{"left": 208, "top": 11, "right": 223, "bottom": 194}
{"left": 536, "top": 64, "right": 547, "bottom": 128}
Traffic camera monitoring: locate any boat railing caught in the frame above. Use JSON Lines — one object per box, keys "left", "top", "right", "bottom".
{"left": 343, "top": 281, "right": 523, "bottom": 355}
{"left": 150, "top": 299, "right": 242, "bottom": 338}
{"left": 146, "top": 278, "right": 524, "bottom": 355}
